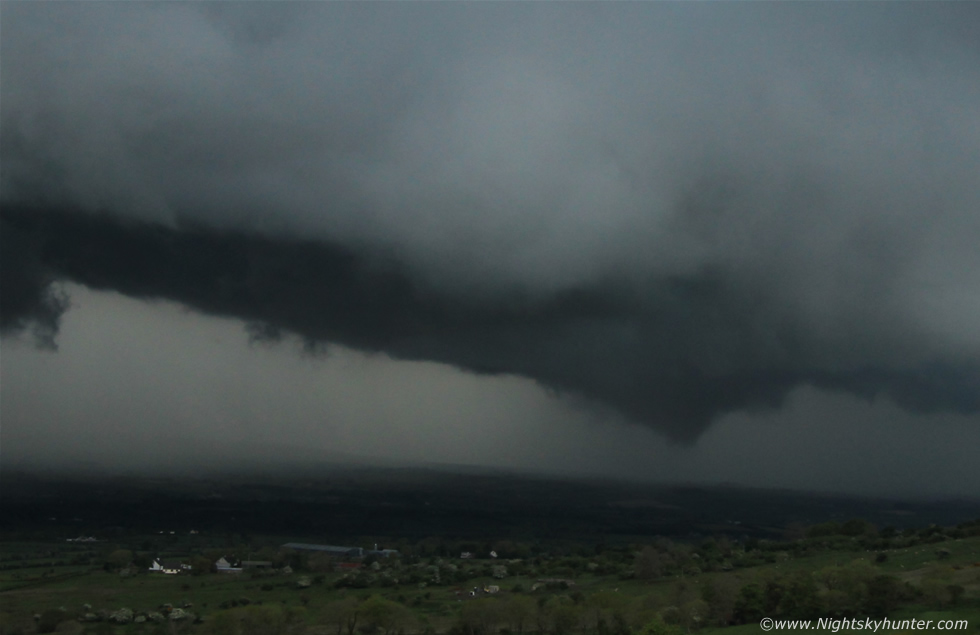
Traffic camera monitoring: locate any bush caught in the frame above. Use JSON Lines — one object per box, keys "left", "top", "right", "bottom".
{"left": 807, "top": 522, "right": 841, "bottom": 538}
{"left": 733, "top": 584, "right": 765, "bottom": 624}
{"left": 54, "top": 622, "right": 84, "bottom": 635}
{"left": 638, "top": 617, "right": 685, "bottom": 635}
{"left": 36, "top": 610, "right": 68, "bottom": 634}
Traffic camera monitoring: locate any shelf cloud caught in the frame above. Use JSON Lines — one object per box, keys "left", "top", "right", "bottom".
{"left": 2, "top": 2, "right": 979, "bottom": 441}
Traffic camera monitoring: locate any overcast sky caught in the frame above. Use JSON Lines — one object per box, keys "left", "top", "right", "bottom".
{"left": 2, "top": 2, "right": 978, "bottom": 498}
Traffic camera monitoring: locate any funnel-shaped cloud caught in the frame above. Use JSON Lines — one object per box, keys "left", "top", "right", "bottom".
{"left": 3, "top": 207, "right": 977, "bottom": 441}
{"left": 2, "top": 3, "right": 979, "bottom": 439}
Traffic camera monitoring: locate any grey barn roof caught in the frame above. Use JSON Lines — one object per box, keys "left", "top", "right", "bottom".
{"left": 282, "top": 543, "right": 364, "bottom": 556}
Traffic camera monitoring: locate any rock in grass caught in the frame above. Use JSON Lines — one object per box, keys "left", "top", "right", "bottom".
{"left": 109, "top": 608, "right": 133, "bottom": 624}
{"left": 169, "top": 608, "right": 196, "bottom": 622}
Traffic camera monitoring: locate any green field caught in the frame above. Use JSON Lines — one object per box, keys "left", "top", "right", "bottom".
{"left": 3, "top": 522, "right": 980, "bottom": 635}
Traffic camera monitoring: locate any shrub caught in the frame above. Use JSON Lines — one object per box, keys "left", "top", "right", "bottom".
{"left": 36, "top": 610, "right": 68, "bottom": 634}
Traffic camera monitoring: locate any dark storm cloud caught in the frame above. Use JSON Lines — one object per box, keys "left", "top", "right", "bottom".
{"left": 2, "top": 3, "right": 979, "bottom": 439}
{"left": 3, "top": 206, "right": 977, "bottom": 441}
{"left": 0, "top": 219, "right": 68, "bottom": 348}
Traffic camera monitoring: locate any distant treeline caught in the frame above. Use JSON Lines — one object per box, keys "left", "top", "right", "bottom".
{"left": 3, "top": 469, "right": 978, "bottom": 544}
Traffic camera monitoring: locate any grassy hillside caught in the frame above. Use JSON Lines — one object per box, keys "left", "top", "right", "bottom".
{"left": 3, "top": 522, "right": 979, "bottom": 635}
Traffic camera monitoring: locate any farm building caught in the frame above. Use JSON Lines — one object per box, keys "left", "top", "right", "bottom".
{"left": 281, "top": 543, "right": 364, "bottom": 558}
{"left": 281, "top": 543, "right": 400, "bottom": 559}
{"left": 215, "top": 557, "right": 242, "bottom": 573}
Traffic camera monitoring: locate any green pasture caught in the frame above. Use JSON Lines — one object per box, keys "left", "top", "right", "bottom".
{"left": 3, "top": 535, "right": 980, "bottom": 635}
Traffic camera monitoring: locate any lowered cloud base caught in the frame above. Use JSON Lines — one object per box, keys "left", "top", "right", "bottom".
{"left": 2, "top": 3, "right": 979, "bottom": 449}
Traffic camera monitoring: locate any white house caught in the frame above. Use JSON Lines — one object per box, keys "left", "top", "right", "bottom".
{"left": 149, "top": 559, "right": 189, "bottom": 575}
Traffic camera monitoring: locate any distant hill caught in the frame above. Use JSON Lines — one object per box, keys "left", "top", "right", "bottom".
{"left": 2, "top": 465, "right": 977, "bottom": 542}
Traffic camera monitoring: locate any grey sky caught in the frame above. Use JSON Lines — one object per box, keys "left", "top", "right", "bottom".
{"left": 3, "top": 285, "right": 977, "bottom": 499}
{"left": 1, "top": 2, "right": 978, "bottom": 496}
